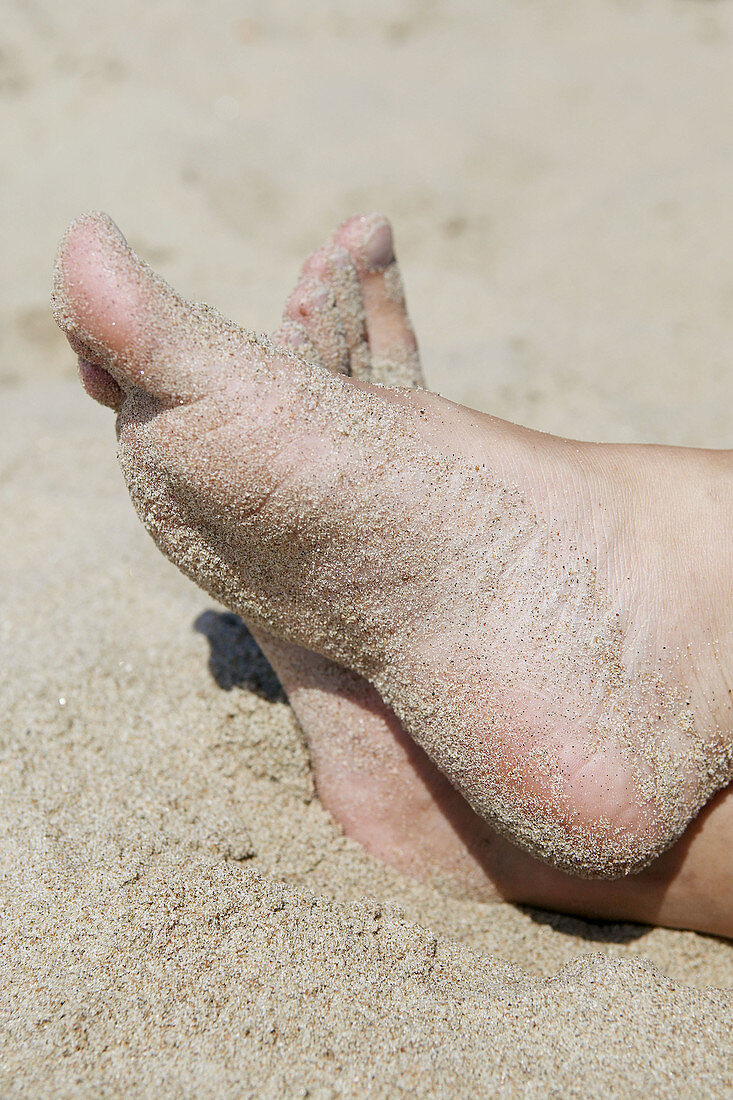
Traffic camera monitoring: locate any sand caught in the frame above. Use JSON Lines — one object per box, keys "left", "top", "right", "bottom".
{"left": 2, "top": 0, "right": 733, "bottom": 1095}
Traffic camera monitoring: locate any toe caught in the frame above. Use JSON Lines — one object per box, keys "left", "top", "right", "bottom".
{"left": 277, "top": 235, "right": 374, "bottom": 382}
{"left": 53, "top": 212, "right": 234, "bottom": 405}
{"left": 276, "top": 243, "right": 353, "bottom": 376}
{"left": 320, "top": 246, "right": 372, "bottom": 382}
{"left": 336, "top": 213, "right": 423, "bottom": 389}
{"left": 278, "top": 274, "right": 350, "bottom": 375}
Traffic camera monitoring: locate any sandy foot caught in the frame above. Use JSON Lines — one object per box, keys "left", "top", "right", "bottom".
{"left": 52, "top": 212, "right": 733, "bottom": 881}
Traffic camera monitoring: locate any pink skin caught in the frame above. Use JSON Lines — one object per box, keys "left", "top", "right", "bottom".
{"left": 54, "top": 212, "right": 733, "bottom": 938}
{"left": 79, "top": 359, "right": 123, "bottom": 407}
{"left": 263, "top": 220, "right": 733, "bottom": 938}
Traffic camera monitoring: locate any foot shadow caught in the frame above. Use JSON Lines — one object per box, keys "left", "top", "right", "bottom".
{"left": 193, "top": 610, "right": 285, "bottom": 703}
{"left": 520, "top": 906, "right": 649, "bottom": 945}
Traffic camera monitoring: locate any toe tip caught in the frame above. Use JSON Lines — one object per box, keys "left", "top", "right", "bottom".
{"left": 338, "top": 212, "right": 395, "bottom": 271}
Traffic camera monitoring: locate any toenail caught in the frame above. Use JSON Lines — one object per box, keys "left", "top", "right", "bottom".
{"left": 364, "top": 221, "right": 394, "bottom": 270}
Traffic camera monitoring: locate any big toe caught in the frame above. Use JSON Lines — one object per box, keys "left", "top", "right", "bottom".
{"left": 336, "top": 213, "right": 422, "bottom": 389}
{"left": 52, "top": 212, "right": 230, "bottom": 406}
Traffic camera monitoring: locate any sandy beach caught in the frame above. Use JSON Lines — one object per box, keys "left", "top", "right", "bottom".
{"left": 2, "top": 0, "right": 733, "bottom": 1095}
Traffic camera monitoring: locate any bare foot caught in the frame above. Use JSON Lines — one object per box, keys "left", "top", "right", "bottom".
{"left": 52, "top": 213, "right": 733, "bottom": 902}
{"left": 253, "top": 216, "right": 733, "bottom": 941}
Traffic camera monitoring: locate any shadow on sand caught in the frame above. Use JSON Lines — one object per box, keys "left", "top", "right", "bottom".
{"left": 193, "top": 609, "right": 285, "bottom": 703}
